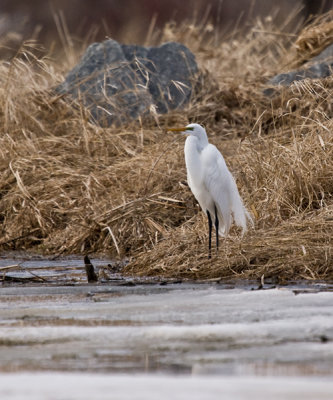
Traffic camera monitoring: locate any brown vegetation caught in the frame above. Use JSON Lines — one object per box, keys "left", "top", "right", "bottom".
{"left": 294, "top": 11, "right": 333, "bottom": 64}
{"left": 0, "top": 12, "right": 332, "bottom": 281}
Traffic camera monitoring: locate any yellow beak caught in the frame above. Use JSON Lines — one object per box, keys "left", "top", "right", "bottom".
{"left": 168, "top": 127, "right": 188, "bottom": 132}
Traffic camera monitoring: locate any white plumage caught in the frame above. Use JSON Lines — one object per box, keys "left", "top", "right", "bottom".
{"left": 170, "top": 123, "right": 253, "bottom": 257}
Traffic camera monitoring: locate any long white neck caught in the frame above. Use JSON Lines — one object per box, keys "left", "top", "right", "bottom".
{"left": 196, "top": 128, "right": 209, "bottom": 151}
{"left": 184, "top": 136, "right": 205, "bottom": 183}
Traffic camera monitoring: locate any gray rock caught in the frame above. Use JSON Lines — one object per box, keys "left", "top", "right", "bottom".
{"left": 309, "top": 43, "right": 333, "bottom": 64}
{"left": 56, "top": 40, "right": 198, "bottom": 126}
{"left": 145, "top": 42, "right": 198, "bottom": 113}
{"left": 264, "top": 43, "right": 333, "bottom": 96}
{"left": 267, "top": 63, "right": 332, "bottom": 86}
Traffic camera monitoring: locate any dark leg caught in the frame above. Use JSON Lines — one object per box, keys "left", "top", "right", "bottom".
{"left": 214, "top": 205, "right": 219, "bottom": 253}
{"left": 207, "top": 210, "right": 212, "bottom": 259}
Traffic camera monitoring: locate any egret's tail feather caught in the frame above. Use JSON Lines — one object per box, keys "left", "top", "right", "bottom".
{"left": 217, "top": 219, "right": 227, "bottom": 237}
{"left": 245, "top": 209, "right": 254, "bottom": 228}
{"left": 230, "top": 189, "right": 253, "bottom": 235}
{"left": 216, "top": 208, "right": 231, "bottom": 237}
{"left": 215, "top": 192, "right": 252, "bottom": 237}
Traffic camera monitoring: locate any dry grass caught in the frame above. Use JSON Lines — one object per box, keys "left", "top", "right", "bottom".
{"left": 294, "top": 11, "right": 333, "bottom": 65}
{"left": 0, "top": 11, "right": 332, "bottom": 281}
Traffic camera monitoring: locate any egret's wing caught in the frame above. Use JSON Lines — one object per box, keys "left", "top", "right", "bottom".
{"left": 201, "top": 145, "right": 233, "bottom": 234}
{"left": 201, "top": 144, "right": 250, "bottom": 234}
{"left": 201, "top": 145, "right": 231, "bottom": 195}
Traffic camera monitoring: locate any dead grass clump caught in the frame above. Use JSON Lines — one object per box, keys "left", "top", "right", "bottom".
{"left": 294, "top": 10, "right": 333, "bottom": 65}
{"left": 127, "top": 104, "right": 333, "bottom": 280}
{"left": 126, "top": 204, "right": 333, "bottom": 282}
{"left": 0, "top": 109, "right": 193, "bottom": 255}
{"left": 0, "top": 12, "right": 332, "bottom": 281}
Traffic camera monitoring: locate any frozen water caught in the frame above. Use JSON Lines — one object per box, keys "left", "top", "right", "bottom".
{"left": 1, "top": 258, "right": 333, "bottom": 398}
{"left": 0, "top": 373, "right": 333, "bottom": 400}
{"left": 0, "top": 284, "right": 333, "bottom": 376}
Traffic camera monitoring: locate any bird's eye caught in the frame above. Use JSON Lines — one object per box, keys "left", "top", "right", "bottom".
{"left": 186, "top": 127, "right": 194, "bottom": 131}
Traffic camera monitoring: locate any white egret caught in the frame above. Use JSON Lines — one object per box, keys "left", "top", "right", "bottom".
{"left": 169, "top": 123, "right": 253, "bottom": 258}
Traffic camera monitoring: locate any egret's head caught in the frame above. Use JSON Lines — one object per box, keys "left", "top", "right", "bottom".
{"left": 169, "top": 123, "right": 209, "bottom": 151}
{"left": 169, "top": 123, "right": 207, "bottom": 139}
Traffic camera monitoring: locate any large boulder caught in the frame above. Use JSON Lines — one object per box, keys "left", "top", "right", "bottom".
{"left": 56, "top": 39, "right": 198, "bottom": 126}
{"left": 264, "top": 43, "right": 333, "bottom": 95}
